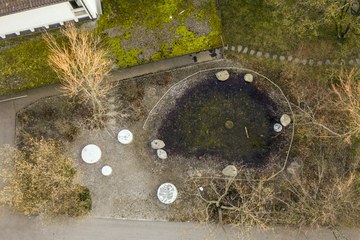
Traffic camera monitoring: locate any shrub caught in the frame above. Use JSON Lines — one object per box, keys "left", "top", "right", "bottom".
{"left": 0, "top": 139, "right": 91, "bottom": 217}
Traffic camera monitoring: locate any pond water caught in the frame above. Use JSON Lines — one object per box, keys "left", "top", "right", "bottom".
{"left": 158, "top": 72, "right": 278, "bottom": 167}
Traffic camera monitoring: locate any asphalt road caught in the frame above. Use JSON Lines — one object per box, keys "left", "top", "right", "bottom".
{"left": 1, "top": 207, "right": 360, "bottom": 240}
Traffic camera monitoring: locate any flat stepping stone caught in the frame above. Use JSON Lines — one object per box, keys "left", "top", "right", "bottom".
{"left": 274, "top": 123, "right": 283, "bottom": 132}
{"left": 157, "top": 149, "right": 168, "bottom": 159}
{"left": 81, "top": 144, "right": 101, "bottom": 164}
{"left": 242, "top": 47, "right": 248, "bottom": 54}
{"left": 222, "top": 165, "right": 238, "bottom": 177}
{"left": 249, "top": 49, "right": 255, "bottom": 55}
{"left": 118, "top": 129, "right": 133, "bottom": 144}
{"left": 244, "top": 73, "right": 254, "bottom": 83}
{"left": 237, "top": 45, "right": 243, "bottom": 52}
{"left": 157, "top": 183, "right": 178, "bottom": 204}
{"left": 216, "top": 70, "right": 230, "bottom": 81}
{"left": 280, "top": 114, "right": 291, "bottom": 127}
{"left": 101, "top": 165, "right": 112, "bottom": 176}
{"left": 151, "top": 139, "right": 165, "bottom": 149}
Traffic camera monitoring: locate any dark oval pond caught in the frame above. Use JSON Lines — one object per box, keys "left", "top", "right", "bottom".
{"left": 158, "top": 72, "right": 278, "bottom": 167}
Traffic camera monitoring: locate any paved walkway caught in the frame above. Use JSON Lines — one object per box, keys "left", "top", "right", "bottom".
{"left": 0, "top": 50, "right": 359, "bottom": 239}
{"left": 0, "top": 49, "right": 221, "bottom": 148}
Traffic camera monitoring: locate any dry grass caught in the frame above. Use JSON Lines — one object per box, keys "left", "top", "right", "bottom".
{"left": 332, "top": 68, "right": 360, "bottom": 143}
{"left": 0, "top": 139, "right": 91, "bottom": 218}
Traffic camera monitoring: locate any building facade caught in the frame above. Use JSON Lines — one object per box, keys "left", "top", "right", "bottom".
{"left": 0, "top": 0, "right": 102, "bottom": 39}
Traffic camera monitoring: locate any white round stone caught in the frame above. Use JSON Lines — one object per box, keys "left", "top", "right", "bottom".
{"left": 101, "top": 165, "right": 112, "bottom": 176}
{"left": 157, "top": 149, "right": 168, "bottom": 160}
{"left": 215, "top": 70, "right": 230, "bottom": 81}
{"left": 118, "top": 129, "right": 133, "bottom": 144}
{"left": 274, "top": 123, "right": 283, "bottom": 132}
{"left": 151, "top": 139, "right": 165, "bottom": 149}
{"left": 157, "top": 183, "right": 178, "bottom": 204}
{"left": 81, "top": 144, "right": 101, "bottom": 164}
{"left": 244, "top": 73, "right": 254, "bottom": 83}
{"left": 280, "top": 114, "right": 291, "bottom": 127}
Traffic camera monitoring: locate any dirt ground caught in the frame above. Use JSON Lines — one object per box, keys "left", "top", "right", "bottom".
{"left": 16, "top": 59, "right": 293, "bottom": 221}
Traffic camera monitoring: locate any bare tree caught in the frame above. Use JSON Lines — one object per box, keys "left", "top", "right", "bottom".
{"left": 44, "top": 23, "right": 113, "bottom": 126}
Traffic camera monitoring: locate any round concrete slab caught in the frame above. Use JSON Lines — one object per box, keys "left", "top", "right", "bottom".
{"left": 157, "top": 183, "right": 178, "bottom": 204}
{"left": 118, "top": 129, "right": 133, "bottom": 144}
{"left": 101, "top": 165, "right": 112, "bottom": 176}
{"left": 81, "top": 144, "right": 101, "bottom": 164}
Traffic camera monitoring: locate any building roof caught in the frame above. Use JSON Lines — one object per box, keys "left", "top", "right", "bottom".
{"left": 0, "top": 0, "right": 68, "bottom": 17}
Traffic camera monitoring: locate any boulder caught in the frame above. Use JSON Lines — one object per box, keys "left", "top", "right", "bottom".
{"left": 280, "top": 114, "right": 291, "bottom": 127}
{"left": 157, "top": 149, "right": 168, "bottom": 160}
{"left": 215, "top": 70, "right": 230, "bottom": 81}
{"left": 151, "top": 139, "right": 165, "bottom": 149}
{"left": 222, "top": 165, "right": 238, "bottom": 177}
{"left": 273, "top": 123, "right": 283, "bottom": 132}
{"left": 244, "top": 73, "right": 254, "bottom": 83}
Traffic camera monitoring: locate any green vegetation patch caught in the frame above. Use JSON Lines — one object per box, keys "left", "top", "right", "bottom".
{"left": 220, "top": 0, "right": 360, "bottom": 60}
{"left": 98, "top": 0, "right": 222, "bottom": 68}
{"left": 0, "top": 34, "right": 59, "bottom": 94}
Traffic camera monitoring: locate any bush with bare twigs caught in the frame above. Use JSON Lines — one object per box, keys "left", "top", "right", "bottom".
{"left": 183, "top": 156, "right": 360, "bottom": 229}
{"left": 0, "top": 139, "right": 91, "bottom": 217}
{"left": 44, "top": 23, "right": 113, "bottom": 126}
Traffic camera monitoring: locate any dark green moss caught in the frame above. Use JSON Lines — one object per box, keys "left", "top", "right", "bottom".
{"left": 158, "top": 71, "right": 279, "bottom": 167}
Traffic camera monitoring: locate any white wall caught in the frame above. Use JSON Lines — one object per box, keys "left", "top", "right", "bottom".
{"left": 0, "top": 2, "right": 83, "bottom": 38}
{"left": 81, "top": 0, "right": 102, "bottom": 18}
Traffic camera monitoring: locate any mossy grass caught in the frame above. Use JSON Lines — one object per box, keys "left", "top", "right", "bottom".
{"left": 0, "top": 31, "right": 62, "bottom": 95}
{"left": 97, "top": 0, "right": 222, "bottom": 68}
{"left": 219, "top": 0, "right": 359, "bottom": 60}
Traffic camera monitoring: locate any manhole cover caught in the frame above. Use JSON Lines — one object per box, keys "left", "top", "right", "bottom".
{"left": 157, "top": 183, "right": 178, "bottom": 204}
